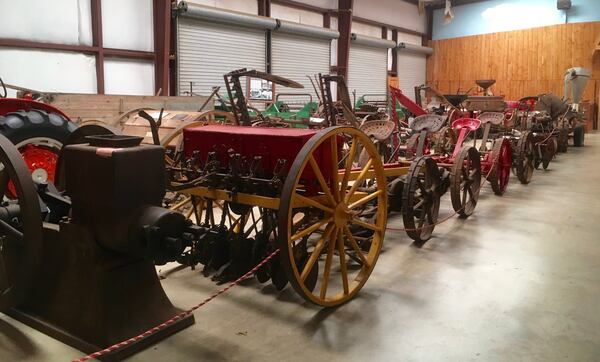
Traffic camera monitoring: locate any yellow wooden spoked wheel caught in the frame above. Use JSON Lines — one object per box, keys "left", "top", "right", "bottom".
{"left": 278, "top": 126, "right": 387, "bottom": 307}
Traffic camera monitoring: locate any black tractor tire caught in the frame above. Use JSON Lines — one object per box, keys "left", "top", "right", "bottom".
{"left": 0, "top": 109, "right": 77, "bottom": 148}
{"left": 573, "top": 125, "right": 585, "bottom": 147}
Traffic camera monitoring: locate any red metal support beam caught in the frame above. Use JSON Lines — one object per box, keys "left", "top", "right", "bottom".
{"left": 336, "top": 0, "right": 353, "bottom": 79}
{"left": 91, "top": 0, "right": 105, "bottom": 94}
{"left": 323, "top": 12, "right": 331, "bottom": 28}
{"left": 169, "top": 1, "right": 178, "bottom": 96}
{"left": 153, "top": 0, "right": 171, "bottom": 95}
{"left": 352, "top": 16, "right": 424, "bottom": 37}
{"left": 257, "top": 0, "right": 271, "bottom": 17}
{"left": 425, "top": 6, "right": 433, "bottom": 45}
{"left": 272, "top": 0, "right": 330, "bottom": 14}
{"left": 390, "top": 29, "right": 398, "bottom": 76}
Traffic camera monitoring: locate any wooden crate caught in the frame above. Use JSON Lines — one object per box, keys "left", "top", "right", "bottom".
{"left": 44, "top": 93, "right": 212, "bottom": 127}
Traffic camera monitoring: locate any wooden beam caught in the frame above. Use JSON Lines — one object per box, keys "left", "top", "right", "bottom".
{"left": 336, "top": 0, "right": 353, "bottom": 79}
{"left": 91, "top": 0, "right": 105, "bottom": 94}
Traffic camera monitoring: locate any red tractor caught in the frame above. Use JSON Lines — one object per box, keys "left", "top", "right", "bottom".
{"left": 0, "top": 79, "right": 77, "bottom": 185}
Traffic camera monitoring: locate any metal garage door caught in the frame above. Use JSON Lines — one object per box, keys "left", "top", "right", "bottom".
{"left": 347, "top": 35, "right": 395, "bottom": 102}
{"left": 272, "top": 33, "right": 331, "bottom": 99}
{"left": 397, "top": 51, "right": 426, "bottom": 101}
{"left": 177, "top": 17, "right": 267, "bottom": 96}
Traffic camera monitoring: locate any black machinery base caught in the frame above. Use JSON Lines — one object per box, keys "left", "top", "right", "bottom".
{"left": 7, "top": 308, "right": 194, "bottom": 362}
{"left": 4, "top": 224, "right": 196, "bottom": 361}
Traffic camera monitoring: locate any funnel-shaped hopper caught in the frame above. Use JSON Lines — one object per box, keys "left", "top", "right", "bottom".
{"left": 444, "top": 94, "right": 468, "bottom": 107}
{"left": 476, "top": 79, "right": 496, "bottom": 91}
{"left": 564, "top": 67, "right": 591, "bottom": 104}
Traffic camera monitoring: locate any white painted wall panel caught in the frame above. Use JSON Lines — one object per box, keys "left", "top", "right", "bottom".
{"left": 271, "top": 4, "right": 323, "bottom": 27}
{"left": 185, "top": 0, "right": 258, "bottom": 14}
{"left": 0, "top": 48, "right": 97, "bottom": 94}
{"left": 102, "top": 0, "right": 154, "bottom": 51}
{"left": 177, "top": 18, "right": 266, "bottom": 96}
{"left": 104, "top": 59, "right": 155, "bottom": 95}
{"left": 0, "top": 0, "right": 92, "bottom": 45}
{"left": 354, "top": 0, "right": 426, "bottom": 34}
{"left": 352, "top": 22, "right": 381, "bottom": 38}
{"left": 348, "top": 44, "right": 388, "bottom": 100}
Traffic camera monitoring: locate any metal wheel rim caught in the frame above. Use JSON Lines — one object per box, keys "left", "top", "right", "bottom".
{"left": 450, "top": 146, "right": 481, "bottom": 217}
{"left": 0, "top": 134, "right": 44, "bottom": 311}
{"left": 402, "top": 156, "right": 441, "bottom": 242}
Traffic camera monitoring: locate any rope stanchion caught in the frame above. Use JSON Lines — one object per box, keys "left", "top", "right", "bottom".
{"left": 73, "top": 248, "right": 281, "bottom": 362}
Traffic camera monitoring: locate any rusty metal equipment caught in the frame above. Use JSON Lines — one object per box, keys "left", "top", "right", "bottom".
{"left": 0, "top": 130, "right": 195, "bottom": 360}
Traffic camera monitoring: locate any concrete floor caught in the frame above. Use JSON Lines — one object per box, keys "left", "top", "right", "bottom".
{"left": 2, "top": 133, "right": 600, "bottom": 361}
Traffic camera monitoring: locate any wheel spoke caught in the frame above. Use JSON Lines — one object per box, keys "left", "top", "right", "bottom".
{"left": 350, "top": 218, "right": 382, "bottom": 232}
{"left": 346, "top": 159, "right": 373, "bottom": 202}
{"left": 300, "top": 224, "right": 334, "bottom": 282}
{"left": 320, "top": 226, "right": 338, "bottom": 299}
{"left": 293, "top": 193, "right": 334, "bottom": 214}
{"left": 342, "top": 225, "right": 370, "bottom": 267}
{"left": 418, "top": 210, "right": 426, "bottom": 228}
{"left": 330, "top": 134, "right": 340, "bottom": 202}
{"left": 462, "top": 186, "right": 468, "bottom": 205}
{"left": 337, "top": 229, "right": 349, "bottom": 295}
{"left": 291, "top": 217, "right": 333, "bottom": 242}
{"left": 340, "top": 136, "right": 358, "bottom": 194}
{"left": 308, "top": 156, "right": 336, "bottom": 207}
{"left": 347, "top": 189, "right": 383, "bottom": 210}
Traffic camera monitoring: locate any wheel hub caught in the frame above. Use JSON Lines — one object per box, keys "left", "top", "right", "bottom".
{"left": 334, "top": 201, "right": 352, "bottom": 228}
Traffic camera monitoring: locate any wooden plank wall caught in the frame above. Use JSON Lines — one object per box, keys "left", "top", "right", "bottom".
{"left": 426, "top": 21, "right": 600, "bottom": 102}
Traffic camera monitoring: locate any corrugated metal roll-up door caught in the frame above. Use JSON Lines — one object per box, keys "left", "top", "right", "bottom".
{"left": 177, "top": 17, "right": 267, "bottom": 96}
{"left": 271, "top": 33, "right": 331, "bottom": 100}
{"left": 397, "top": 51, "right": 426, "bottom": 101}
{"left": 347, "top": 35, "right": 394, "bottom": 102}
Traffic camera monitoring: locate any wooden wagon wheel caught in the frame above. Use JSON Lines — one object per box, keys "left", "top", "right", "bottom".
{"left": 514, "top": 131, "right": 535, "bottom": 184}
{"left": 450, "top": 146, "right": 481, "bottom": 217}
{"left": 0, "top": 134, "right": 44, "bottom": 311}
{"left": 488, "top": 138, "right": 512, "bottom": 196}
{"left": 401, "top": 156, "right": 442, "bottom": 243}
{"left": 278, "top": 126, "right": 387, "bottom": 307}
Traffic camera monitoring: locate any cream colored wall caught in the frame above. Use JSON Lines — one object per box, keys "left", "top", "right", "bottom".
{"left": 271, "top": 4, "right": 323, "bottom": 27}
{"left": 185, "top": 0, "right": 258, "bottom": 14}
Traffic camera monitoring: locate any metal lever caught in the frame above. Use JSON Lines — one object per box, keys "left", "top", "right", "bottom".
{"left": 138, "top": 108, "right": 164, "bottom": 145}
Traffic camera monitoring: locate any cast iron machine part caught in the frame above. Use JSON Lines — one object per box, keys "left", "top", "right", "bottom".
{"left": 0, "top": 133, "right": 195, "bottom": 360}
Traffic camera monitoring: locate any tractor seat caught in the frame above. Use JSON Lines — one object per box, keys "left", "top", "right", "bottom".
{"left": 410, "top": 114, "right": 446, "bottom": 134}
{"left": 360, "top": 120, "right": 396, "bottom": 141}
{"left": 452, "top": 118, "right": 481, "bottom": 131}
{"left": 478, "top": 112, "right": 505, "bottom": 125}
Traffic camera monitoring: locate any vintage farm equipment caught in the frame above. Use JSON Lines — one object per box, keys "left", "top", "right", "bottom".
{"left": 0, "top": 83, "right": 78, "bottom": 187}
{"left": 0, "top": 131, "right": 195, "bottom": 359}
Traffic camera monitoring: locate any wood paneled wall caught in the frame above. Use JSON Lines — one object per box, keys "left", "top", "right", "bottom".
{"left": 426, "top": 22, "right": 600, "bottom": 102}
